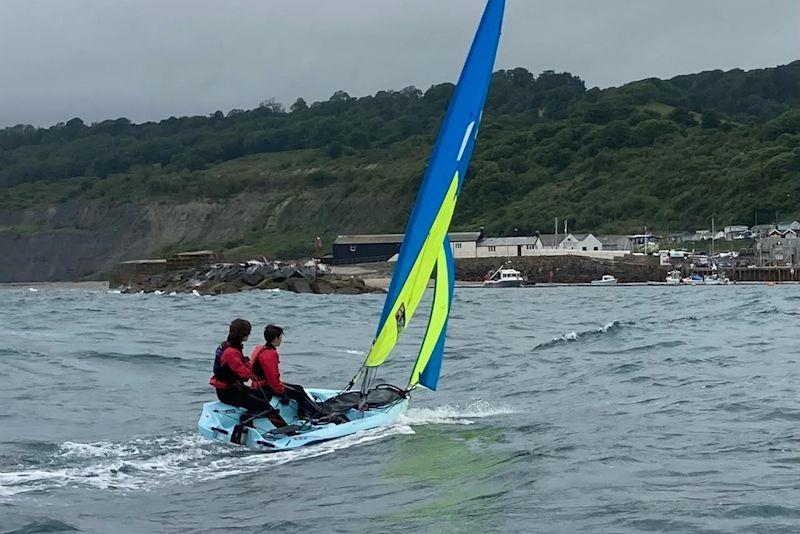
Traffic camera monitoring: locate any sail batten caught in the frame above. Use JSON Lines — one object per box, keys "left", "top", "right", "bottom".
{"left": 361, "top": 0, "right": 504, "bottom": 377}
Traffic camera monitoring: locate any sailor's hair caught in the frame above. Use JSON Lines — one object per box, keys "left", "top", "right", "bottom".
{"left": 227, "top": 318, "right": 252, "bottom": 347}
{"left": 264, "top": 324, "right": 284, "bottom": 344}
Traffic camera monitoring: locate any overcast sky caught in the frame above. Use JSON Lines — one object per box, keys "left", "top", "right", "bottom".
{"left": 1, "top": 0, "right": 797, "bottom": 127}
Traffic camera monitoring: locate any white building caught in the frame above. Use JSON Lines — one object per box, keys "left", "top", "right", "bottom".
{"left": 598, "top": 234, "right": 631, "bottom": 251}
{"left": 724, "top": 225, "right": 750, "bottom": 240}
{"left": 777, "top": 220, "right": 800, "bottom": 232}
{"left": 535, "top": 234, "right": 562, "bottom": 249}
{"left": 475, "top": 236, "right": 540, "bottom": 258}
{"left": 449, "top": 232, "right": 483, "bottom": 259}
{"left": 560, "top": 233, "right": 603, "bottom": 251}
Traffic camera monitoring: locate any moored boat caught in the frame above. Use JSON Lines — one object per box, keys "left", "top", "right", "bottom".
{"left": 590, "top": 274, "right": 618, "bottom": 285}
{"left": 666, "top": 269, "right": 682, "bottom": 285}
{"left": 484, "top": 267, "right": 524, "bottom": 287}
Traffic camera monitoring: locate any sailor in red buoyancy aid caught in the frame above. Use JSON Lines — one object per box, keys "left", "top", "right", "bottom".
{"left": 250, "top": 324, "right": 327, "bottom": 420}
{"left": 210, "top": 318, "right": 287, "bottom": 428}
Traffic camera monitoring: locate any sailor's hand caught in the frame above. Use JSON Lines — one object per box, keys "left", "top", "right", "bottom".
{"left": 279, "top": 396, "right": 291, "bottom": 406}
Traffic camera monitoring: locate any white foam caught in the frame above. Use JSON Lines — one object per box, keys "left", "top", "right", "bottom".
{"left": 337, "top": 349, "right": 365, "bottom": 355}
{"left": 598, "top": 321, "right": 617, "bottom": 332}
{"left": 27, "top": 288, "right": 39, "bottom": 292}
{"left": 555, "top": 321, "right": 617, "bottom": 342}
{"left": 0, "top": 428, "right": 412, "bottom": 497}
{"left": 402, "top": 400, "right": 515, "bottom": 426}
{"left": 192, "top": 290, "right": 201, "bottom": 296}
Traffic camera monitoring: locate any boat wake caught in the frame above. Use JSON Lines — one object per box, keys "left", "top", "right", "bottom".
{"left": 0, "top": 401, "right": 513, "bottom": 497}
{"left": 402, "top": 400, "right": 515, "bottom": 425}
{"left": 0, "top": 426, "right": 413, "bottom": 497}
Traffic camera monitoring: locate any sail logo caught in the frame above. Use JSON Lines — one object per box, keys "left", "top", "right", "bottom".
{"left": 456, "top": 120, "right": 476, "bottom": 162}
{"left": 395, "top": 303, "right": 407, "bottom": 330}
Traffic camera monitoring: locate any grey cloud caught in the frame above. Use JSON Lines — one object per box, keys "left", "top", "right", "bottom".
{"left": 0, "top": 0, "right": 797, "bottom": 126}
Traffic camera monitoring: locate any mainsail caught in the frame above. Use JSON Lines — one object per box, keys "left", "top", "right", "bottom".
{"left": 360, "top": 0, "right": 505, "bottom": 390}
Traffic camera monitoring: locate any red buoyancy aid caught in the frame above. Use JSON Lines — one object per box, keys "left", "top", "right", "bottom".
{"left": 250, "top": 344, "right": 286, "bottom": 395}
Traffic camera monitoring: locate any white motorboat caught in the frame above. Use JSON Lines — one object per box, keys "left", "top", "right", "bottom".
{"left": 590, "top": 274, "right": 618, "bottom": 285}
{"left": 666, "top": 270, "right": 682, "bottom": 285}
{"left": 484, "top": 267, "right": 524, "bottom": 287}
{"left": 704, "top": 273, "right": 730, "bottom": 285}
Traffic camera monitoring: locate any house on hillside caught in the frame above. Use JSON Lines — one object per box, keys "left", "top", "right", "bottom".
{"left": 627, "top": 233, "right": 661, "bottom": 249}
{"left": 751, "top": 224, "right": 777, "bottom": 238}
{"left": 777, "top": 220, "right": 800, "bottom": 233}
{"left": 758, "top": 235, "right": 800, "bottom": 266}
{"left": 667, "top": 232, "right": 696, "bottom": 242}
{"left": 598, "top": 235, "right": 632, "bottom": 251}
{"left": 693, "top": 230, "right": 712, "bottom": 240}
{"left": 560, "top": 233, "right": 602, "bottom": 251}
{"left": 724, "top": 225, "right": 750, "bottom": 240}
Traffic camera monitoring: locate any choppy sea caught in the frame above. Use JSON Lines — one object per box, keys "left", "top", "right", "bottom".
{"left": 1, "top": 284, "right": 798, "bottom": 533}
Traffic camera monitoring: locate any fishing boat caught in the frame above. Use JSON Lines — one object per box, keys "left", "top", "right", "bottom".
{"left": 665, "top": 269, "right": 682, "bottom": 285}
{"left": 590, "top": 274, "right": 618, "bottom": 285}
{"left": 484, "top": 266, "right": 524, "bottom": 287}
{"left": 198, "top": 0, "right": 506, "bottom": 451}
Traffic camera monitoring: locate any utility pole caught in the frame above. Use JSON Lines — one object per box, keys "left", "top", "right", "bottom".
{"left": 555, "top": 217, "right": 558, "bottom": 248}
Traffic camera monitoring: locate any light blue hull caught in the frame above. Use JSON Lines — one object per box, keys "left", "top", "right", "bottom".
{"left": 197, "top": 388, "right": 409, "bottom": 451}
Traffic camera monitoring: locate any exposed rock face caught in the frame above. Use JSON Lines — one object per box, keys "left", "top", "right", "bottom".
{"left": 110, "top": 260, "right": 384, "bottom": 295}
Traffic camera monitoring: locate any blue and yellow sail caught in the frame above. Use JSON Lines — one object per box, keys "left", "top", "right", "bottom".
{"left": 362, "top": 0, "right": 505, "bottom": 391}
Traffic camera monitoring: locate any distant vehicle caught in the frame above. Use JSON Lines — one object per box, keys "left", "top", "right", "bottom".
{"left": 484, "top": 267, "right": 525, "bottom": 288}
{"left": 590, "top": 274, "right": 618, "bottom": 285}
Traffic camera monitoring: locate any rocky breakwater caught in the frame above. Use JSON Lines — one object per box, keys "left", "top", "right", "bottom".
{"left": 110, "top": 260, "right": 384, "bottom": 295}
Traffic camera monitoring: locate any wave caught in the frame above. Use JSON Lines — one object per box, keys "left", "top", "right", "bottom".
{"left": 599, "top": 340, "right": 686, "bottom": 355}
{"left": 75, "top": 350, "right": 188, "bottom": 365}
{"left": 2, "top": 519, "right": 80, "bottom": 534}
{"left": 532, "top": 320, "right": 627, "bottom": 350}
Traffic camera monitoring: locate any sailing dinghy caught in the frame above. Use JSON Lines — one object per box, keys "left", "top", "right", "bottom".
{"left": 198, "top": 0, "right": 505, "bottom": 451}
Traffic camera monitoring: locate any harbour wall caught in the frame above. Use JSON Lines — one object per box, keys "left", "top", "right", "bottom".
{"left": 454, "top": 255, "right": 662, "bottom": 284}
